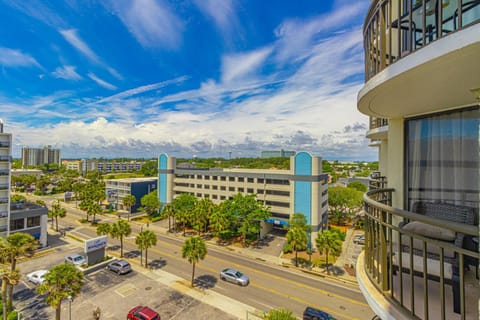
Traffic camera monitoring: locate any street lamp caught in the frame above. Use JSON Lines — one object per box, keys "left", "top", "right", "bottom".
{"left": 67, "top": 295, "right": 73, "bottom": 320}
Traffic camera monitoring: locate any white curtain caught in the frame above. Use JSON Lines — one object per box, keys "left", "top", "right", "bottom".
{"left": 406, "top": 107, "right": 479, "bottom": 211}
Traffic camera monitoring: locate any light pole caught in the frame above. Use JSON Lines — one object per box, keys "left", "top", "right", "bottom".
{"left": 67, "top": 295, "right": 73, "bottom": 320}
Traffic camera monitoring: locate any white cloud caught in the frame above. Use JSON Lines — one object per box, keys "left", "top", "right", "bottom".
{"left": 221, "top": 47, "right": 273, "bottom": 83}
{"left": 60, "top": 29, "right": 100, "bottom": 63}
{"left": 193, "top": 0, "right": 239, "bottom": 44}
{"left": 52, "top": 65, "right": 82, "bottom": 80}
{"left": 0, "top": 47, "right": 42, "bottom": 68}
{"left": 108, "top": 0, "right": 183, "bottom": 49}
{"left": 87, "top": 73, "right": 117, "bottom": 90}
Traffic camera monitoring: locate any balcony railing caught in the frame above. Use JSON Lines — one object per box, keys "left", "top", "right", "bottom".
{"left": 364, "top": 0, "right": 480, "bottom": 80}
{"left": 0, "top": 142, "right": 9, "bottom": 148}
{"left": 363, "top": 188, "right": 479, "bottom": 319}
{"left": 369, "top": 172, "right": 388, "bottom": 190}
{"left": 0, "top": 156, "right": 11, "bottom": 162}
{"left": 369, "top": 117, "right": 389, "bottom": 130}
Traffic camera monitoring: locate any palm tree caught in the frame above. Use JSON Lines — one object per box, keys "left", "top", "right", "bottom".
{"left": 286, "top": 227, "right": 308, "bottom": 267}
{"left": 37, "top": 263, "right": 84, "bottom": 320}
{"left": 96, "top": 223, "right": 111, "bottom": 236}
{"left": 0, "top": 268, "right": 20, "bottom": 320}
{"left": 209, "top": 206, "right": 230, "bottom": 238}
{"left": 50, "top": 200, "right": 67, "bottom": 232}
{"left": 122, "top": 194, "right": 136, "bottom": 221}
{"left": 182, "top": 236, "right": 207, "bottom": 287}
{"left": 161, "top": 203, "right": 176, "bottom": 232}
{"left": 193, "top": 198, "right": 214, "bottom": 235}
{"left": 0, "top": 233, "right": 37, "bottom": 311}
{"left": 111, "top": 220, "right": 132, "bottom": 258}
{"left": 135, "top": 230, "right": 157, "bottom": 267}
{"left": 315, "top": 229, "right": 343, "bottom": 275}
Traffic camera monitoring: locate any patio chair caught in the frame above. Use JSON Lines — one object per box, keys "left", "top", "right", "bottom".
{"left": 393, "top": 201, "right": 476, "bottom": 314}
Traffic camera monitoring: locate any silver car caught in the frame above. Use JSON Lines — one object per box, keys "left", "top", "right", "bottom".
{"left": 106, "top": 259, "right": 132, "bottom": 275}
{"left": 220, "top": 268, "right": 249, "bottom": 286}
{"left": 65, "top": 253, "right": 86, "bottom": 265}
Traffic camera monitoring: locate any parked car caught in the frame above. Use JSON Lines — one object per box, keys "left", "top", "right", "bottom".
{"left": 106, "top": 259, "right": 132, "bottom": 275}
{"left": 219, "top": 268, "right": 249, "bottom": 286}
{"left": 65, "top": 253, "right": 86, "bottom": 265}
{"left": 26, "top": 270, "right": 48, "bottom": 285}
{"left": 303, "top": 306, "right": 336, "bottom": 320}
{"left": 127, "top": 306, "right": 160, "bottom": 320}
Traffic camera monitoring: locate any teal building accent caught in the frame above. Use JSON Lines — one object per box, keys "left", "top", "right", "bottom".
{"left": 158, "top": 153, "right": 168, "bottom": 204}
{"left": 294, "top": 152, "right": 312, "bottom": 226}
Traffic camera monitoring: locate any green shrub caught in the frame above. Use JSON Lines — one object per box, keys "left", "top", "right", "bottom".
{"left": 8, "top": 311, "right": 21, "bottom": 320}
{"left": 330, "top": 227, "right": 346, "bottom": 241}
{"left": 283, "top": 243, "right": 292, "bottom": 254}
{"left": 219, "top": 230, "right": 234, "bottom": 240}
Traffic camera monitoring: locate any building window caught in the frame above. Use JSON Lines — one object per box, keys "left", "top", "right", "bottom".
{"left": 213, "top": 176, "right": 218, "bottom": 181}
{"left": 238, "top": 188, "right": 244, "bottom": 192}
{"left": 258, "top": 178, "right": 264, "bottom": 183}
{"left": 238, "top": 177, "right": 244, "bottom": 182}
{"left": 247, "top": 178, "right": 254, "bottom": 183}
{"left": 406, "top": 107, "right": 479, "bottom": 211}
{"left": 229, "top": 187, "right": 235, "bottom": 191}
{"left": 265, "top": 201, "right": 290, "bottom": 208}
{"left": 204, "top": 185, "right": 210, "bottom": 189}
{"left": 10, "top": 218, "right": 24, "bottom": 231}
{"left": 229, "top": 177, "right": 235, "bottom": 181}
{"left": 213, "top": 185, "right": 218, "bottom": 190}
{"left": 322, "top": 200, "right": 328, "bottom": 208}
{"left": 220, "top": 186, "right": 226, "bottom": 191}
{"left": 220, "top": 176, "right": 226, "bottom": 181}
{"left": 247, "top": 188, "right": 254, "bottom": 193}
{"left": 27, "top": 216, "right": 41, "bottom": 228}
{"left": 205, "top": 175, "right": 210, "bottom": 180}
{"left": 197, "top": 184, "right": 202, "bottom": 188}
{"left": 212, "top": 195, "right": 218, "bottom": 199}
{"left": 220, "top": 196, "right": 226, "bottom": 200}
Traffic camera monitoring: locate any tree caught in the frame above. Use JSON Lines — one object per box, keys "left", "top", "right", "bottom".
{"left": 96, "top": 223, "right": 111, "bottom": 236}
{"left": 315, "top": 229, "right": 342, "bottom": 275}
{"left": 0, "top": 233, "right": 37, "bottom": 312}
{"left": 173, "top": 193, "right": 197, "bottom": 236}
{"left": 0, "top": 268, "right": 20, "bottom": 320}
{"left": 161, "top": 203, "right": 176, "bottom": 232}
{"left": 141, "top": 191, "right": 160, "bottom": 216}
{"left": 135, "top": 230, "right": 157, "bottom": 268}
{"left": 140, "top": 160, "right": 157, "bottom": 176}
{"left": 221, "top": 193, "right": 270, "bottom": 246}
{"left": 286, "top": 227, "right": 308, "bottom": 267}
{"left": 328, "top": 186, "right": 363, "bottom": 225}
{"left": 209, "top": 204, "right": 231, "bottom": 238}
{"left": 110, "top": 220, "right": 132, "bottom": 258}
{"left": 193, "top": 198, "right": 215, "bottom": 235}
{"left": 265, "top": 308, "right": 297, "bottom": 320}
{"left": 287, "top": 213, "right": 312, "bottom": 233}
{"left": 347, "top": 180, "right": 368, "bottom": 193}
{"left": 37, "top": 263, "right": 84, "bottom": 320}
{"left": 122, "top": 194, "right": 136, "bottom": 221}
{"left": 182, "top": 236, "right": 207, "bottom": 287}
{"left": 50, "top": 200, "right": 67, "bottom": 232}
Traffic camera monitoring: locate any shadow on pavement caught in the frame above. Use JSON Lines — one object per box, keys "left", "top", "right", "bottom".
{"left": 148, "top": 259, "right": 167, "bottom": 270}
{"left": 193, "top": 275, "right": 217, "bottom": 289}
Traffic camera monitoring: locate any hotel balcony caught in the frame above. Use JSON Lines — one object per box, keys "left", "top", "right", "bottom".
{"left": 367, "top": 117, "right": 389, "bottom": 141}
{"left": 358, "top": 0, "right": 480, "bottom": 119}
{"left": 357, "top": 188, "right": 479, "bottom": 320}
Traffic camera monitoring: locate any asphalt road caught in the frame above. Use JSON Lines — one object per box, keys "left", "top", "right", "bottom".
{"left": 25, "top": 194, "right": 375, "bottom": 319}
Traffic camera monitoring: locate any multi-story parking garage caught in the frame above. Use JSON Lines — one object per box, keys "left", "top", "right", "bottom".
{"left": 158, "top": 151, "right": 329, "bottom": 246}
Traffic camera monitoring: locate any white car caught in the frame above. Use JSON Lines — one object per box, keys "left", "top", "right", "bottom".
{"left": 26, "top": 270, "right": 48, "bottom": 285}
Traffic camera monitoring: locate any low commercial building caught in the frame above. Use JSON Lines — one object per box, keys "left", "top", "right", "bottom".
{"left": 105, "top": 178, "right": 158, "bottom": 212}
{"left": 158, "top": 152, "right": 329, "bottom": 246}
{"left": 9, "top": 201, "right": 48, "bottom": 247}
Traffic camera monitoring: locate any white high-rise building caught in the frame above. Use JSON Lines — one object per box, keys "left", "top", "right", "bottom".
{"left": 0, "top": 119, "right": 12, "bottom": 237}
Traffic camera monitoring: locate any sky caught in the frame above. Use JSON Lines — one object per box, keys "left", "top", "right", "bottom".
{"left": 0, "top": 0, "right": 376, "bottom": 161}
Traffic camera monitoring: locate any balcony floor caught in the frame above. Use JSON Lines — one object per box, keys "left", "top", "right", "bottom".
{"left": 357, "top": 251, "right": 479, "bottom": 320}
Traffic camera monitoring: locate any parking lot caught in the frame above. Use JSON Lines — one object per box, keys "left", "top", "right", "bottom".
{"left": 15, "top": 237, "right": 238, "bottom": 320}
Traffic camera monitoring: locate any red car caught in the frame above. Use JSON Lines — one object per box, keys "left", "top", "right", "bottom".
{"left": 127, "top": 306, "right": 160, "bottom": 320}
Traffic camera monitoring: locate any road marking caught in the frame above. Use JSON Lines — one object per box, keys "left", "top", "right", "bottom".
{"left": 115, "top": 283, "right": 137, "bottom": 297}
{"left": 65, "top": 223, "right": 369, "bottom": 317}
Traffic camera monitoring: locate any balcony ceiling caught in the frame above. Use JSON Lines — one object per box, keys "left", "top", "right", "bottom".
{"left": 358, "top": 24, "right": 480, "bottom": 119}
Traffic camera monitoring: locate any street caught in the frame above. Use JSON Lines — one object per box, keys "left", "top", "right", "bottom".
{"left": 19, "top": 195, "right": 375, "bottom": 319}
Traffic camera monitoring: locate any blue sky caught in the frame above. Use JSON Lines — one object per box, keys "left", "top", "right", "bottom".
{"left": 0, "top": 0, "right": 376, "bottom": 161}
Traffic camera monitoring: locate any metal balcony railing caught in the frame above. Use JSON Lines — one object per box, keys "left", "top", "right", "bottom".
{"left": 0, "top": 170, "right": 9, "bottom": 176}
{"left": 363, "top": 189, "right": 479, "bottom": 319}
{"left": 0, "top": 198, "right": 8, "bottom": 204}
{"left": 364, "top": 0, "right": 480, "bottom": 80}
{"left": 0, "top": 184, "right": 8, "bottom": 190}
{"left": 0, "top": 142, "right": 9, "bottom": 148}
{"left": 0, "top": 156, "right": 11, "bottom": 162}
{"left": 369, "top": 117, "right": 389, "bottom": 130}
{"left": 369, "top": 172, "right": 388, "bottom": 190}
